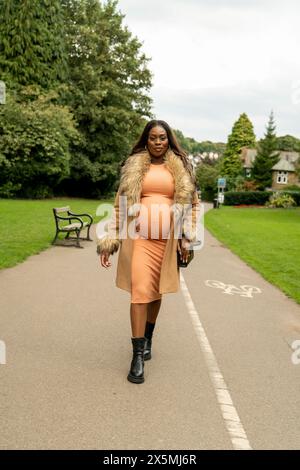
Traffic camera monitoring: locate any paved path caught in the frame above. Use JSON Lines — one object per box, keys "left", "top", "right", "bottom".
{"left": 1, "top": 203, "right": 300, "bottom": 449}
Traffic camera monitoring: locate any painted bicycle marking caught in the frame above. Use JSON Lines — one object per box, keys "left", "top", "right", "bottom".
{"left": 205, "top": 280, "right": 261, "bottom": 298}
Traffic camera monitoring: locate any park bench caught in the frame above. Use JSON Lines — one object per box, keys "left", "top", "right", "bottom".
{"left": 52, "top": 206, "right": 93, "bottom": 248}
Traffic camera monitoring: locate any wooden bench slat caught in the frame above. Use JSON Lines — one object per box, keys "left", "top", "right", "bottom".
{"left": 60, "top": 222, "right": 89, "bottom": 231}
{"left": 53, "top": 206, "right": 70, "bottom": 213}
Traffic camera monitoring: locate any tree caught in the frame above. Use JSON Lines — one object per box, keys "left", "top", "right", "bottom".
{"left": 196, "top": 163, "right": 221, "bottom": 201}
{"left": 252, "top": 111, "right": 280, "bottom": 190}
{"left": 0, "top": 0, "right": 67, "bottom": 90}
{"left": 221, "top": 113, "right": 256, "bottom": 179}
{"left": 0, "top": 0, "right": 153, "bottom": 199}
{"left": 0, "top": 86, "right": 78, "bottom": 198}
{"left": 276, "top": 135, "right": 300, "bottom": 152}
{"left": 60, "top": 0, "right": 153, "bottom": 197}
{"left": 174, "top": 129, "right": 226, "bottom": 156}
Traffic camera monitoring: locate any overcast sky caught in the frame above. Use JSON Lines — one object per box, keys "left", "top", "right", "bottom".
{"left": 117, "top": 0, "right": 300, "bottom": 142}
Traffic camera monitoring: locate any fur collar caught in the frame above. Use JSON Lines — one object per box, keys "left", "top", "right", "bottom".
{"left": 118, "top": 148, "right": 195, "bottom": 208}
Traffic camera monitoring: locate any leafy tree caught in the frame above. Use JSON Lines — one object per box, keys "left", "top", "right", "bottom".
{"left": 196, "top": 141, "right": 226, "bottom": 156}
{"left": 0, "top": 0, "right": 153, "bottom": 199}
{"left": 173, "top": 129, "right": 193, "bottom": 154}
{"left": 0, "top": 87, "right": 78, "bottom": 198}
{"left": 0, "top": 0, "right": 67, "bottom": 90}
{"left": 276, "top": 135, "right": 300, "bottom": 152}
{"left": 221, "top": 113, "right": 256, "bottom": 179}
{"left": 60, "top": 0, "right": 153, "bottom": 197}
{"left": 252, "top": 111, "right": 280, "bottom": 190}
{"left": 196, "top": 163, "right": 220, "bottom": 201}
{"left": 234, "top": 176, "right": 258, "bottom": 192}
{"left": 174, "top": 129, "right": 225, "bottom": 156}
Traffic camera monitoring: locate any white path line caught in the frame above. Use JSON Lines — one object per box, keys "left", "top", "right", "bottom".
{"left": 180, "top": 272, "right": 252, "bottom": 450}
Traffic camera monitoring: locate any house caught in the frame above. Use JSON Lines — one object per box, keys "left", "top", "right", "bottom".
{"left": 271, "top": 152, "right": 299, "bottom": 189}
{"left": 240, "top": 148, "right": 300, "bottom": 189}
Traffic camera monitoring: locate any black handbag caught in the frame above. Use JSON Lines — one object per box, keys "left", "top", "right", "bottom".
{"left": 177, "top": 243, "right": 194, "bottom": 268}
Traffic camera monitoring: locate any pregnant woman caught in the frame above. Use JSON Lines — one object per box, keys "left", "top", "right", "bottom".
{"left": 97, "top": 120, "right": 200, "bottom": 384}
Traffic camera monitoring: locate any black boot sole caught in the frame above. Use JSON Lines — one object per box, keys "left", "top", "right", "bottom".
{"left": 127, "top": 374, "right": 144, "bottom": 384}
{"left": 144, "top": 352, "right": 151, "bottom": 361}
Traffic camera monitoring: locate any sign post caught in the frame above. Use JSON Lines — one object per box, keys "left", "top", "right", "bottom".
{"left": 217, "top": 177, "right": 226, "bottom": 205}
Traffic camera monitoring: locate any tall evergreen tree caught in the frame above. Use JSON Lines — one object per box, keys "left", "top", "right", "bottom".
{"left": 221, "top": 113, "right": 256, "bottom": 179}
{"left": 252, "top": 111, "right": 280, "bottom": 190}
{"left": 0, "top": 0, "right": 67, "bottom": 90}
{"left": 60, "top": 0, "right": 153, "bottom": 197}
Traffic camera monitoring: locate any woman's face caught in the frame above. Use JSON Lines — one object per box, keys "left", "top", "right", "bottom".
{"left": 147, "top": 126, "right": 169, "bottom": 158}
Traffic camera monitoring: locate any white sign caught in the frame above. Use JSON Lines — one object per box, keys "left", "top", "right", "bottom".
{"left": 218, "top": 193, "right": 224, "bottom": 204}
{"left": 0, "top": 81, "right": 6, "bottom": 104}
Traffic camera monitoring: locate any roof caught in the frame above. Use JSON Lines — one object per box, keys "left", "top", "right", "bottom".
{"left": 240, "top": 148, "right": 300, "bottom": 171}
{"left": 272, "top": 151, "right": 299, "bottom": 171}
{"left": 240, "top": 148, "right": 257, "bottom": 168}
{"left": 272, "top": 160, "right": 296, "bottom": 171}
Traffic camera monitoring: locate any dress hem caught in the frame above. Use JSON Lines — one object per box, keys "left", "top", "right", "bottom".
{"left": 130, "top": 295, "right": 162, "bottom": 304}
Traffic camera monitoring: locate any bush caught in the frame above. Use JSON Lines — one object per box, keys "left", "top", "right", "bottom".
{"left": 235, "top": 177, "right": 259, "bottom": 192}
{"left": 280, "top": 190, "right": 300, "bottom": 206}
{"left": 224, "top": 191, "right": 271, "bottom": 205}
{"left": 266, "top": 192, "right": 296, "bottom": 208}
{"left": 0, "top": 181, "right": 22, "bottom": 198}
{"left": 0, "top": 87, "right": 79, "bottom": 199}
{"left": 284, "top": 185, "right": 300, "bottom": 192}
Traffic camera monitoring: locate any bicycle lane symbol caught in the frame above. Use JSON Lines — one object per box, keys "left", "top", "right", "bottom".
{"left": 205, "top": 280, "right": 262, "bottom": 298}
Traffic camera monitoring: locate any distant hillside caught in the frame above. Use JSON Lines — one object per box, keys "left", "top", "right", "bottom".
{"left": 174, "top": 129, "right": 226, "bottom": 156}
{"left": 174, "top": 130, "right": 300, "bottom": 157}
{"left": 275, "top": 135, "right": 300, "bottom": 152}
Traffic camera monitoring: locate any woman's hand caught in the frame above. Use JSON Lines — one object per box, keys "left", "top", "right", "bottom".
{"left": 177, "top": 236, "right": 191, "bottom": 264}
{"left": 100, "top": 251, "right": 112, "bottom": 268}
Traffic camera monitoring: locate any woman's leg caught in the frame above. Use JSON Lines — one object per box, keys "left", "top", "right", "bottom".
{"left": 128, "top": 302, "right": 148, "bottom": 383}
{"left": 143, "top": 299, "right": 162, "bottom": 361}
{"left": 147, "top": 298, "right": 162, "bottom": 323}
{"left": 130, "top": 302, "right": 148, "bottom": 337}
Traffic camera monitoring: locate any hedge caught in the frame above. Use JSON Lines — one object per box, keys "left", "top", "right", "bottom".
{"left": 224, "top": 190, "right": 300, "bottom": 206}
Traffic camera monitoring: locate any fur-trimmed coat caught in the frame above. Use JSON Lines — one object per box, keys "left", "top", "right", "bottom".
{"left": 96, "top": 149, "right": 201, "bottom": 295}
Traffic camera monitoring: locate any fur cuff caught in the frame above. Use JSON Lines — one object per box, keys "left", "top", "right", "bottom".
{"left": 96, "top": 236, "right": 120, "bottom": 256}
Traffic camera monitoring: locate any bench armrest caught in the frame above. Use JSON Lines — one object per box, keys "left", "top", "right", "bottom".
{"left": 68, "top": 211, "right": 93, "bottom": 224}
{"left": 56, "top": 215, "right": 84, "bottom": 228}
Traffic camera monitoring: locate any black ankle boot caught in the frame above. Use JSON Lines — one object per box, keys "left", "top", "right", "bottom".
{"left": 144, "top": 321, "right": 156, "bottom": 361}
{"left": 127, "top": 337, "right": 146, "bottom": 384}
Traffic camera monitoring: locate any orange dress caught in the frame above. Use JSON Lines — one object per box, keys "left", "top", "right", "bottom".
{"left": 131, "top": 163, "right": 175, "bottom": 304}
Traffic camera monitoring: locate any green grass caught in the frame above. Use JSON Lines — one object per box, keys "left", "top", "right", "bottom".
{"left": 205, "top": 206, "right": 300, "bottom": 304}
{"left": 0, "top": 198, "right": 112, "bottom": 269}
{"left": 2, "top": 200, "right": 300, "bottom": 305}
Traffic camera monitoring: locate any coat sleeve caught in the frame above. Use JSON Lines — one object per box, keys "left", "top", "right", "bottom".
{"left": 182, "top": 189, "right": 201, "bottom": 244}
{"left": 96, "top": 187, "right": 123, "bottom": 256}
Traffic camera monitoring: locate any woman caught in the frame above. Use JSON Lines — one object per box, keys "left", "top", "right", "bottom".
{"left": 97, "top": 120, "right": 200, "bottom": 384}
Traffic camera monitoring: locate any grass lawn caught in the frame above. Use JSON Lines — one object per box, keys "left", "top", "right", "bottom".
{"left": 204, "top": 206, "right": 300, "bottom": 304}
{"left": 0, "top": 198, "right": 112, "bottom": 269}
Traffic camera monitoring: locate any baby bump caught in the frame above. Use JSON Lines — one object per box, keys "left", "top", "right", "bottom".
{"left": 137, "top": 196, "right": 173, "bottom": 239}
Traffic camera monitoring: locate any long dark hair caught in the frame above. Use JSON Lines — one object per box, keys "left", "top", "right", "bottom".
{"left": 122, "top": 119, "right": 197, "bottom": 189}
